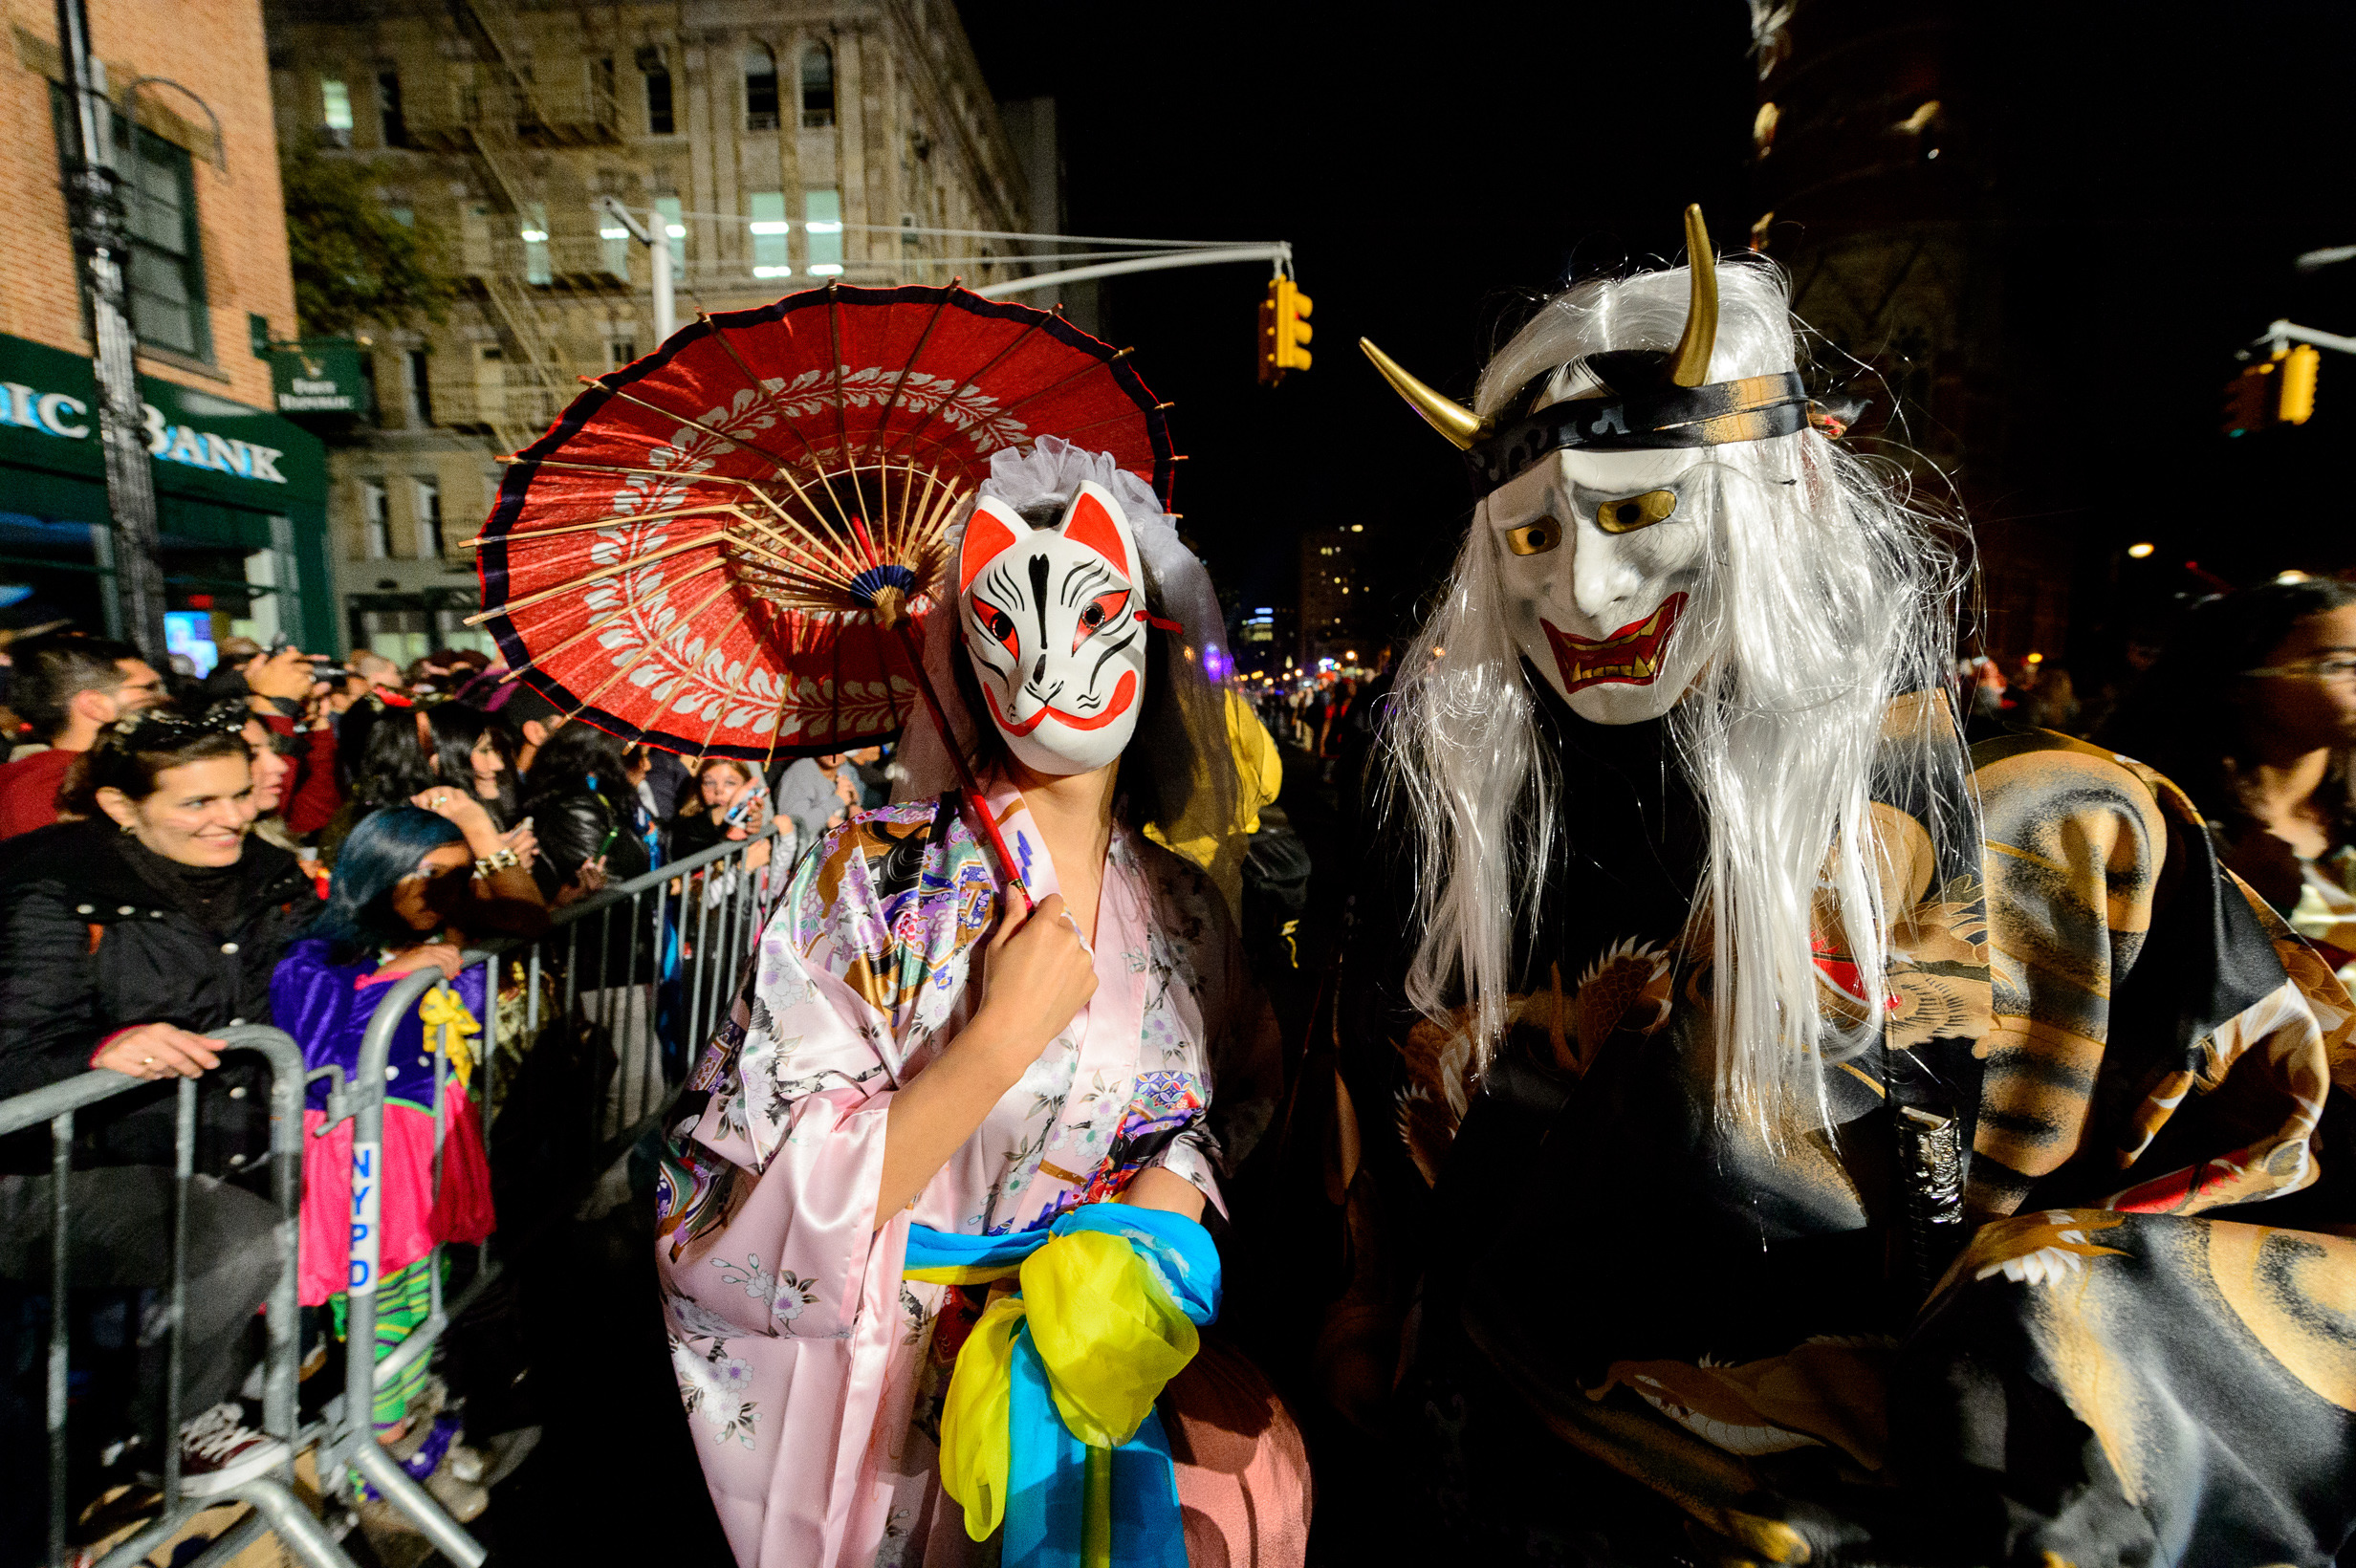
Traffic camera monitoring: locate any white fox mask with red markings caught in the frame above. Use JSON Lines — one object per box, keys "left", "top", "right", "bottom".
{"left": 956, "top": 479, "right": 1148, "bottom": 775}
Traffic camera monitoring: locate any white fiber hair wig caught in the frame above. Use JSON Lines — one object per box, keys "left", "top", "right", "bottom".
{"left": 1383, "top": 254, "right": 1969, "bottom": 1135}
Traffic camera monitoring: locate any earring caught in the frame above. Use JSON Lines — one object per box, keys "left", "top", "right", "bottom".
{"left": 119, "top": 821, "right": 134, "bottom": 835}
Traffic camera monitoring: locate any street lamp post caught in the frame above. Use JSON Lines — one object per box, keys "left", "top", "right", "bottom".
{"left": 597, "top": 196, "right": 675, "bottom": 344}
{"left": 54, "top": 0, "right": 169, "bottom": 661}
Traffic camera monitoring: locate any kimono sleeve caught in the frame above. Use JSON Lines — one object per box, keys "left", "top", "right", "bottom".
{"left": 1971, "top": 730, "right": 2356, "bottom": 1220}
{"left": 652, "top": 821, "right": 905, "bottom": 1342}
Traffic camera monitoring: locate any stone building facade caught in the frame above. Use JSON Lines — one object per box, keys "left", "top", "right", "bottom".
{"left": 262, "top": 0, "right": 1038, "bottom": 663}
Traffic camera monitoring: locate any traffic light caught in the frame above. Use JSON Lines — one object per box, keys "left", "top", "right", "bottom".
{"left": 1258, "top": 277, "right": 1312, "bottom": 384}
{"left": 2222, "top": 358, "right": 2277, "bottom": 437}
{"left": 2223, "top": 345, "right": 2323, "bottom": 436}
{"left": 2279, "top": 344, "right": 2320, "bottom": 425}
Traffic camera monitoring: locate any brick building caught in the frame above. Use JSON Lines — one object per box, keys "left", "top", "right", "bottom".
{"left": 0, "top": 0, "right": 335, "bottom": 652}
{"left": 262, "top": 0, "right": 1048, "bottom": 664}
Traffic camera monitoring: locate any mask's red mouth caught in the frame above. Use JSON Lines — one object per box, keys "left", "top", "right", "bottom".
{"left": 1540, "top": 593, "right": 1688, "bottom": 695}
{"left": 982, "top": 670, "right": 1138, "bottom": 737}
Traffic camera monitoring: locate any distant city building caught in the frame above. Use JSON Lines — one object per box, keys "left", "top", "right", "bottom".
{"left": 1299, "top": 524, "right": 1377, "bottom": 668}
{"left": 1, "top": 0, "right": 335, "bottom": 650}
{"left": 1230, "top": 600, "right": 1298, "bottom": 678}
{"left": 262, "top": 0, "right": 1058, "bottom": 663}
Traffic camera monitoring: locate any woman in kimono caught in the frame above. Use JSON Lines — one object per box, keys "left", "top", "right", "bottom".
{"left": 654, "top": 439, "right": 1304, "bottom": 1568}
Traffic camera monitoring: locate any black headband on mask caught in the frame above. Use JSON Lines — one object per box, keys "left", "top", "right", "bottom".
{"left": 1466, "top": 355, "right": 1814, "bottom": 496}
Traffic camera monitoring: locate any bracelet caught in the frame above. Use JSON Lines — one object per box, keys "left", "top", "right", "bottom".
{"left": 472, "top": 846, "right": 521, "bottom": 879}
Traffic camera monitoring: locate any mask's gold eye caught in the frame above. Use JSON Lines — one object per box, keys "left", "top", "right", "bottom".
{"left": 1596, "top": 490, "right": 1679, "bottom": 534}
{"left": 1504, "top": 516, "right": 1562, "bottom": 555}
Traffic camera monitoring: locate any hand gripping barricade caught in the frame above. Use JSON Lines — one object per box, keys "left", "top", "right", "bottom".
{"left": 1, "top": 1027, "right": 359, "bottom": 1568}
{"left": 314, "top": 823, "right": 787, "bottom": 1553}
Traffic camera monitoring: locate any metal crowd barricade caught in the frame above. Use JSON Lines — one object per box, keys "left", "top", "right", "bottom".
{"left": 316, "top": 825, "right": 788, "bottom": 1552}
{"left": 0, "top": 1027, "right": 355, "bottom": 1568}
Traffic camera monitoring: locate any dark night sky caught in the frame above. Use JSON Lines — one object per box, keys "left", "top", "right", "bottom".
{"left": 957, "top": 0, "right": 2356, "bottom": 657}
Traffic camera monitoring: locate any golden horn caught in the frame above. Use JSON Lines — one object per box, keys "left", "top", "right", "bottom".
{"left": 1359, "top": 338, "right": 1489, "bottom": 451}
{"left": 1669, "top": 205, "right": 1720, "bottom": 388}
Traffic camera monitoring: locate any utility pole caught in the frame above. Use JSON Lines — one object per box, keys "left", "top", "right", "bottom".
{"left": 54, "top": 0, "right": 168, "bottom": 661}
{"left": 597, "top": 196, "right": 675, "bottom": 344}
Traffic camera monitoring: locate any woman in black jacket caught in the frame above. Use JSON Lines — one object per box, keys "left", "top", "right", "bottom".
{"left": 0, "top": 704, "right": 319, "bottom": 1495}
{"left": 514, "top": 720, "right": 651, "bottom": 904}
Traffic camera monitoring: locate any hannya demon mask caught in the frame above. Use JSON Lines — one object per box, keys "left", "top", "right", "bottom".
{"left": 957, "top": 479, "right": 1150, "bottom": 774}
{"left": 1362, "top": 206, "right": 1842, "bottom": 724}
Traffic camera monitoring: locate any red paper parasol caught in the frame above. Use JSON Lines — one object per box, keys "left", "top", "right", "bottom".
{"left": 468, "top": 283, "right": 1176, "bottom": 767}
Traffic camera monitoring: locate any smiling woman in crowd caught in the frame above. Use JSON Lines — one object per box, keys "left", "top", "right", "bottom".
{"left": 0, "top": 703, "right": 321, "bottom": 1496}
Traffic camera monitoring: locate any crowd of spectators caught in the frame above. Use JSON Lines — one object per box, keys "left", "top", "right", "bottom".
{"left": 0, "top": 630, "right": 878, "bottom": 1550}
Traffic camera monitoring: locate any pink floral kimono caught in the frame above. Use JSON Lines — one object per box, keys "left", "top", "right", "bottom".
{"left": 652, "top": 776, "right": 1282, "bottom": 1568}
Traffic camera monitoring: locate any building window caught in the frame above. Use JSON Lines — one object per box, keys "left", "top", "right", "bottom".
{"left": 749, "top": 191, "right": 790, "bottom": 278}
{"left": 605, "top": 338, "right": 636, "bottom": 368}
{"left": 641, "top": 52, "right": 673, "bottom": 135}
{"left": 593, "top": 56, "right": 616, "bottom": 125}
{"left": 522, "top": 200, "right": 551, "bottom": 284}
{"left": 319, "top": 77, "right": 353, "bottom": 144}
{"left": 360, "top": 478, "right": 389, "bottom": 559}
{"left": 119, "top": 126, "right": 210, "bottom": 360}
{"left": 413, "top": 478, "right": 444, "bottom": 557}
{"left": 511, "top": 61, "right": 540, "bottom": 136}
{"left": 800, "top": 45, "right": 835, "bottom": 129}
{"left": 375, "top": 71, "right": 405, "bottom": 146}
{"left": 804, "top": 188, "right": 842, "bottom": 275}
{"left": 403, "top": 349, "right": 432, "bottom": 425}
{"left": 744, "top": 45, "right": 779, "bottom": 132}
{"left": 656, "top": 195, "right": 685, "bottom": 271}
{"left": 600, "top": 210, "right": 630, "bottom": 278}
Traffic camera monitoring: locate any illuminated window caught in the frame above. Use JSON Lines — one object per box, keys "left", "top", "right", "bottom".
{"left": 804, "top": 188, "right": 842, "bottom": 274}
{"left": 320, "top": 78, "right": 353, "bottom": 133}
{"left": 656, "top": 195, "right": 685, "bottom": 270}
{"left": 749, "top": 190, "right": 790, "bottom": 277}
{"left": 521, "top": 200, "right": 551, "bottom": 284}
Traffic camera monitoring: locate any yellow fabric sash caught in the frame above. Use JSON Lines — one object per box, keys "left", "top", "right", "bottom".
{"left": 915, "top": 1228, "right": 1200, "bottom": 1546}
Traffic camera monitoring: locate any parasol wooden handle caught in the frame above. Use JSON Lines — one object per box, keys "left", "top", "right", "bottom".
{"left": 882, "top": 619, "right": 1036, "bottom": 916}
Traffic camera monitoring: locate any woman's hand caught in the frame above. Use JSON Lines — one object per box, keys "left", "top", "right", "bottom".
{"left": 246, "top": 647, "right": 314, "bottom": 702}
{"left": 93, "top": 1023, "right": 224, "bottom": 1080}
{"left": 874, "top": 890, "right": 1099, "bottom": 1227}
{"left": 411, "top": 788, "right": 502, "bottom": 855}
{"left": 968, "top": 893, "right": 1098, "bottom": 1063}
{"left": 501, "top": 818, "right": 539, "bottom": 866}
{"left": 375, "top": 944, "right": 464, "bottom": 982}
{"left": 555, "top": 855, "right": 609, "bottom": 907}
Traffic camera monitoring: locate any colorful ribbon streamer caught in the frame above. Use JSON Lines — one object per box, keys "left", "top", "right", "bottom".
{"left": 906, "top": 1206, "right": 1220, "bottom": 1568}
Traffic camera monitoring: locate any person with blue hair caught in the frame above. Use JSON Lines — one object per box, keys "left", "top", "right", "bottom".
{"left": 270, "top": 796, "right": 544, "bottom": 1527}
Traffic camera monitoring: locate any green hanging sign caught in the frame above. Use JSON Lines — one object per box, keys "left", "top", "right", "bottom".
{"left": 269, "top": 337, "right": 373, "bottom": 416}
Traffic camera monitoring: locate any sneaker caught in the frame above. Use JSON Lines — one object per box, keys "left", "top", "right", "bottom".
{"left": 141, "top": 1403, "right": 290, "bottom": 1497}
